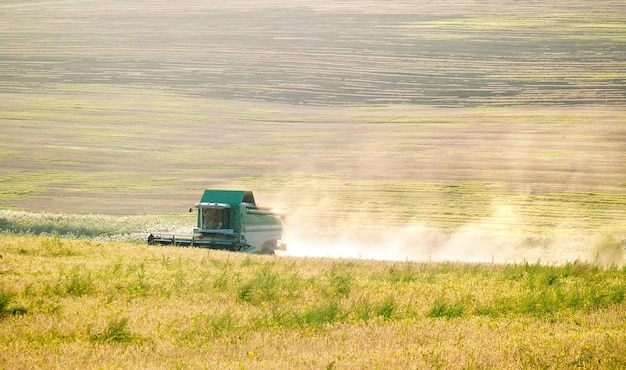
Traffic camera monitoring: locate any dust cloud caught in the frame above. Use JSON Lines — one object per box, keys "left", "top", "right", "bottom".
{"left": 282, "top": 204, "right": 623, "bottom": 266}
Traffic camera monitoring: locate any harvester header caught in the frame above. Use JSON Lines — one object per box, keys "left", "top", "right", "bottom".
{"left": 148, "top": 190, "right": 286, "bottom": 254}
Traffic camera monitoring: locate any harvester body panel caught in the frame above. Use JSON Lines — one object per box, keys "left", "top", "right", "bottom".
{"left": 148, "top": 190, "right": 285, "bottom": 254}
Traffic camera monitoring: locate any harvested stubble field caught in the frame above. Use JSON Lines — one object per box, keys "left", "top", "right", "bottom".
{"left": 1, "top": 0, "right": 626, "bottom": 368}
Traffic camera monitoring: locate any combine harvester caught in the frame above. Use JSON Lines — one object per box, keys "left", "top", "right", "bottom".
{"left": 148, "top": 190, "right": 286, "bottom": 254}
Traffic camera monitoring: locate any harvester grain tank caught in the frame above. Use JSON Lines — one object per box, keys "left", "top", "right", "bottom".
{"left": 148, "top": 190, "right": 286, "bottom": 254}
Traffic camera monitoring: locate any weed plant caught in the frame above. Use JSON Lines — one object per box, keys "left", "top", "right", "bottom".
{"left": 0, "top": 289, "right": 27, "bottom": 317}
{"left": 427, "top": 296, "right": 465, "bottom": 319}
{"left": 89, "top": 317, "right": 139, "bottom": 344}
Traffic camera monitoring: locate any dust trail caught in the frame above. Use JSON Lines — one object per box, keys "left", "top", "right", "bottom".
{"left": 282, "top": 205, "right": 623, "bottom": 266}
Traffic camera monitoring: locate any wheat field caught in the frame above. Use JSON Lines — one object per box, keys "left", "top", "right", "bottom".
{"left": 1, "top": 234, "right": 625, "bottom": 369}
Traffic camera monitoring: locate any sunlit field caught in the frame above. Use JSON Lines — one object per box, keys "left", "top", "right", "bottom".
{"left": 1, "top": 0, "right": 626, "bottom": 368}
{"left": 1, "top": 234, "right": 625, "bottom": 369}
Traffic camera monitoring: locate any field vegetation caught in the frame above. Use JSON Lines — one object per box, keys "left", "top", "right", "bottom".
{"left": 1, "top": 233, "right": 625, "bottom": 368}
{"left": 1, "top": 0, "right": 625, "bottom": 368}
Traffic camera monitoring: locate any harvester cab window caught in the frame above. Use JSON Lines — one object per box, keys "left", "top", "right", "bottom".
{"left": 202, "top": 208, "right": 230, "bottom": 230}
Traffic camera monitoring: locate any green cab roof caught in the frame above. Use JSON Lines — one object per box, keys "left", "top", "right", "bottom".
{"left": 199, "top": 190, "right": 256, "bottom": 207}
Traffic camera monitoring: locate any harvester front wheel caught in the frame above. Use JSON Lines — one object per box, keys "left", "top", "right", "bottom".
{"left": 260, "top": 240, "right": 277, "bottom": 255}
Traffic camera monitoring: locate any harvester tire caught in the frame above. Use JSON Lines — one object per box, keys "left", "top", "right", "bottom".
{"left": 261, "top": 240, "right": 277, "bottom": 255}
